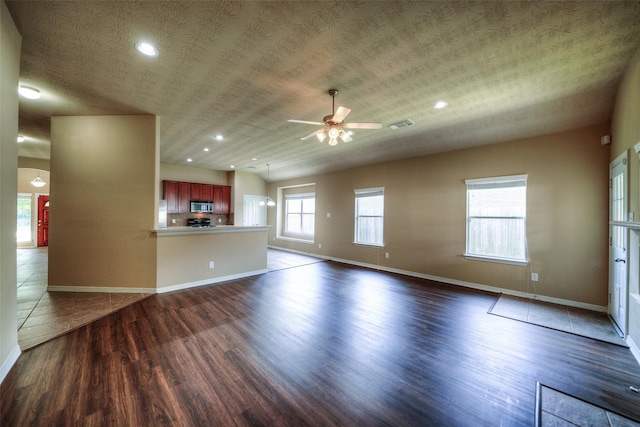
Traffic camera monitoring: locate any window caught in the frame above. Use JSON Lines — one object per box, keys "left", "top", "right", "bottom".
{"left": 284, "top": 193, "right": 315, "bottom": 238}
{"left": 17, "top": 194, "right": 32, "bottom": 243}
{"left": 354, "top": 188, "right": 384, "bottom": 246}
{"left": 465, "top": 175, "right": 527, "bottom": 264}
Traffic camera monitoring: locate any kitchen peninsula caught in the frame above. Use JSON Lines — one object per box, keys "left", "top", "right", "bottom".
{"left": 154, "top": 225, "right": 269, "bottom": 293}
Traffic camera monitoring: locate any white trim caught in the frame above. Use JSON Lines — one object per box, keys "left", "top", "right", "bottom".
{"left": 266, "top": 248, "right": 608, "bottom": 313}
{"left": 0, "top": 345, "right": 21, "bottom": 385}
{"left": 464, "top": 253, "right": 529, "bottom": 266}
{"left": 156, "top": 269, "right": 267, "bottom": 294}
{"left": 47, "top": 286, "right": 156, "bottom": 293}
{"left": 311, "top": 254, "right": 608, "bottom": 313}
{"left": 627, "top": 335, "right": 640, "bottom": 365}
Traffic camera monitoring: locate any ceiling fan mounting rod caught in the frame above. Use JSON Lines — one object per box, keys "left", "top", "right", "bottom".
{"left": 328, "top": 89, "right": 338, "bottom": 115}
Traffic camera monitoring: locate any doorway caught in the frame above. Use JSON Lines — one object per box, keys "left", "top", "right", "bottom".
{"left": 609, "top": 151, "right": 628, "bottom": 335}
{"left": 243, "top": 195, "right": 267, "bottom": 226}
{"left": 37, "top": 195, "right": 49, "bottom": 247}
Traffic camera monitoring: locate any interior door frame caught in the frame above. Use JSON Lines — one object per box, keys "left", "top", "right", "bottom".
{"left": 609, "top": 150, "right": 629, "bottom": 335}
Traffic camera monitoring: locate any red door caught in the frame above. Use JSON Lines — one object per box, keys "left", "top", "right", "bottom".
{"left": 37, "top": 195, "right": 49, "bottom": 247}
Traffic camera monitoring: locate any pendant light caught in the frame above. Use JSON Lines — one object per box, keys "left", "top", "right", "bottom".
{"left": 31, "top": 171, "right": 46, "bottom": 188}
{"left": 259, "top": 164, "right": 276, "bottom": 207}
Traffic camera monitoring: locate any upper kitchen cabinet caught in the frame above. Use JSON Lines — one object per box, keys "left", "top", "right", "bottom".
{"left": 163, "top": 180, "right": 230, "bottom": 215}
{"left": 163, "top": 181, "right": 179, "bottom": 213}
{"left": 178, "top": 182, "right": 191, "bottom": 214}
{"left": 163, "top": 180, "right": 193, "bottom": 214}
{"left": 213, "top": 185, "right": 231, "bottom": 214}
{"left": 191, "top": 183, "right": 214, "bottom": 201}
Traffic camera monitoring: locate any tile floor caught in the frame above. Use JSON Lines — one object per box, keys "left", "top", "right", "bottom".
{"left": 537, "top": 384, "right": 640, "bottom": 426}
{"left": 490, "top": 294, "right": 627, "bottom": 347}
{"left": 17, "top": 247, "right": 149, "bottom": 350}
{"left": 17, "top": 247, "right": 325, "bottom": 350}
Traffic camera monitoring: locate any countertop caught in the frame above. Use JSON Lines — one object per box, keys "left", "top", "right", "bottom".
{"left": 153, "top": 225, "right": 269, "bottom": 236}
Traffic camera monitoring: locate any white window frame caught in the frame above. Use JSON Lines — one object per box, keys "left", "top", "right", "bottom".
{"left": 464, "top": 175, "right": 528, "bottom": 266}
{"left": 283, "top": 192, "right": 315, "bottom": 240}
{"left": 354, "top": 187, "right": 384, "bottom": 247}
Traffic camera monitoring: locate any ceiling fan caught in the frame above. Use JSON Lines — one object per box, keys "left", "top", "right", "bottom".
{"left": 288, "top": 89, "right": 383, "bottom": 146}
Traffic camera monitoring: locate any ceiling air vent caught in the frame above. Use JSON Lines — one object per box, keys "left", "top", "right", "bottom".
{"left": 388, "top": 119, "right": 414, "bottom": 129}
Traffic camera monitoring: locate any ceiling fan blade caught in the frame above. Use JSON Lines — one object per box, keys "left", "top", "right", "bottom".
{"left": 331, "top": 106, "right": 351, "bottom": 123}
{"left": 300, "top": 129, "right": 325, "bottom": 141}
{"left": 344, "top": 122, "right": 383, "bottom": 129}
{"left": 288, "top": 119, "right": 325, "bottom": 126}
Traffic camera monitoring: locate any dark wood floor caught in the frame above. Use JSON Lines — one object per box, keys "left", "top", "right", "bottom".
{"left": 2, "top": 261, "right": 640, "bottom": 426}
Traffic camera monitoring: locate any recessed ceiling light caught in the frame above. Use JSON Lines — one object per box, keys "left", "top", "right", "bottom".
{"left": 187, "top": 158, "right": 193, "bottom": 162}
{"left": 252, "top": 158, "right": 258, "bottom": 161}
{"left": 433, "top": 100, "right": 448, "bottom": 110}
{"left": 19, "top": 85, "right": 41, "bottom": 99}
{"left": 215, "top": 135, "right": 224, "bottom": 141}
{"left": 17, "top": 135, "right": 25, "bottom": 143}
{"left": 203, "top": 148, "right": 209, "bottom": 152}
{"left": 135, "top": 42, "right": 159, "bottom": 57}
{"left": 230, "top": 165, "right": 235, "bottom": 169}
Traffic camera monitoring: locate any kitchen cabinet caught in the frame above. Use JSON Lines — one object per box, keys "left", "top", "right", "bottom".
{"left": 163, "top": 181, "right": 179, "bottom": 213}
{"left": 178, "top": 182, "right": 191, "bottom": 213}
{"left": 190, "top": 183, "right": 202, "bottom": 200}
{"left": 201, "top": 184, "right": 214, "bottom": 201}
{"left": 191, "top": 183, "right": 214, "bottom": 201}
{"left": 213, "top": 185, "right": 231, "bottom": 214}
{"left": 164, "top": 180, "right": 230, "bottom": 215}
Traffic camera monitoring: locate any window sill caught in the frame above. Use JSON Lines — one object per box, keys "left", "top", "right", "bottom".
{"left": 353, "top": 242, "right": 385, "bottom": 249}
{"left": 464, "top": 253, "right": 528, "bottom": 266}
{"left": 276, "top": 235, "right": 314, "bottom": 245}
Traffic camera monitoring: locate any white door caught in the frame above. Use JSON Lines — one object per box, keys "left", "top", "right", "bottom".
{"left": 610, "top": 151, "right": 628, "bottom": 335}
{"left": 243, "top": 195, "right": 266, "bottom": 226}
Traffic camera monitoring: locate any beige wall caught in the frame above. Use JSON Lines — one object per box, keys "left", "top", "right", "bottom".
{"left": 18, "top": 168, "right": 50, "bottom": 194}
{"left": 271, "top": 124, "right": 611, "bottom": 307}
{"left": 232, "top": 170, "right": 267, "bottom": 226}
{"left": 18, "top": 156, "right": 50, "bottom": 171}
{"left": 611, "top": 47, "right": 640, "bottom": 349}
{"left": 160, "top": 162, "right": 228, "bottom": 186}
{"left": 156, "top": 229, "right": 268, "bottom": 290}
{"left": 0, "top": 0, "right": 21, "bottom": 380}
{"left": 49, "top": 115, "right": 159, "bottom": 290}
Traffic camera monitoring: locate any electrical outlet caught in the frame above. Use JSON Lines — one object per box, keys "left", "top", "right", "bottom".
{"left": 318, "top": 243, "right": 322, "bottom": 249}
{"left": 171, "top": 218, "right": 176, "bottom": 224}
{"left": 218, "top": 218, "right": 222, "bottom": 223}
{"left": 531, "top": 272, "right": 538, "bottom": 282}
{"left": 326, "top": 212, "right": 331, "bottom": 218}
{"left": 209, "top": 261, "right": 215, "bottom": 269}
{"left": 384, "top": 252, "right": 389, "bottom": 259}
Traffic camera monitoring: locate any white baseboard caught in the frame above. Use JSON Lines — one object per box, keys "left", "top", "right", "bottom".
{"left": 47, "top": 286, "right": 156, "bottom": 293}
{"left": 628, "top": 336, "right": 640, "bottom": 366}
{"left": 156, "top": 269, "right": 268, "bottom": 294}
{"left": 276, "top": 249, "right": 609, "bottom": 313}
{"left": 0, "top": 345, "right": 21, "bottom": 385}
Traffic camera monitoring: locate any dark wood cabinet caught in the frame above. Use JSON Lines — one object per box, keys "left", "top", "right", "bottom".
{"left": 163, "top": 181, "right": 179, "bottom": 213}
{"left": 213, "top": 185, "right": 231, "bottom": 214}
{"left": 201, "top": 184, "right": 214, "bottom": 201}
{"left": 164, "top": 180, "right": 230, "bottom": 215}
{"left": 178, "top": 182, "right": 191, "bottom": 213}
{"left": 190, "top": 183, "right": 202, "bottom": 200}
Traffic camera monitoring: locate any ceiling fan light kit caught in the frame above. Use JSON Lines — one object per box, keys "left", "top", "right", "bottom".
{"left": 288, "top": 89, "right": 382, "bottom": 146}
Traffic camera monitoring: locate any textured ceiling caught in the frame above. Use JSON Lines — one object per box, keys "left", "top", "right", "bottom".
{"left": 7, "top": 1, "right": 640, "bottom": 181}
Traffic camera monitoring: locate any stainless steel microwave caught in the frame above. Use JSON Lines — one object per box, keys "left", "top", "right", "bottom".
{"left": 190, "top": 201, "right": 213, "bottom": 213}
